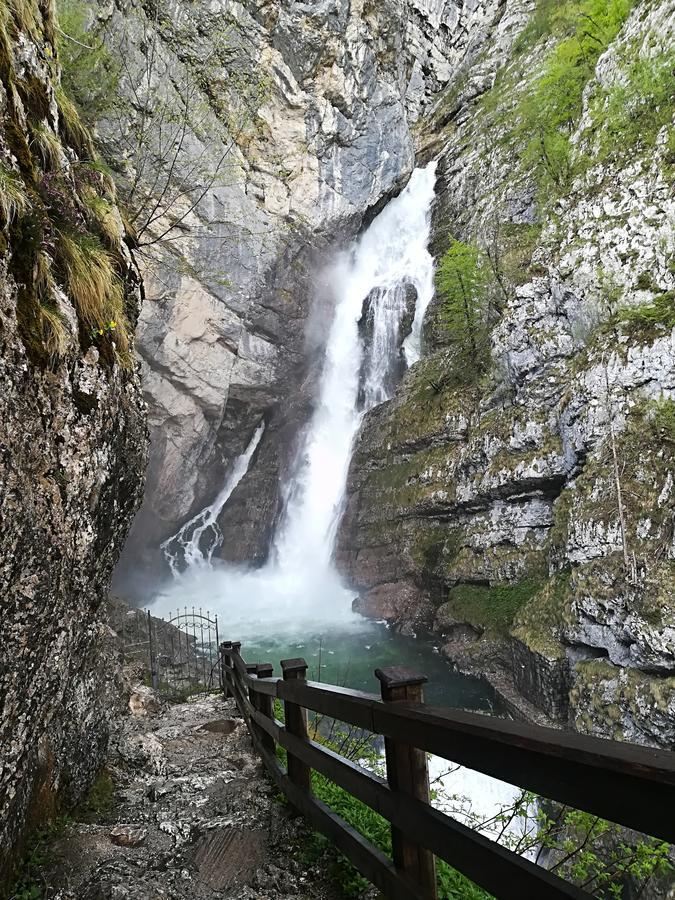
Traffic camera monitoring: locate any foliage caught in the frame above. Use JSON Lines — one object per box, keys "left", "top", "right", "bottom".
{"left": 0, "top": 165, "right": 29, "bottom": 226}
{"left": 37, "top": 303, "right": 70, "bottom": 360}
{"left": 29, "top": 123, "right": 63, "bottom": 172}
{"left": 73, "top": 769, "right": 115, "bottom": 823}
{"left": 306, "top": 750, "right": 491, "bottom": 899}
{"left": 586, "top": 48, "right": 675, "bottom": 165}
{"left": 616, "top": 291, "right": 675, "bottom": 335}
{"left": 647, "top": 397, "right": 675, "bottom": 447}
{"left": 483, "top": 0, "right": 634, "bottom": 198}
{"left": 518, "top": 0, "right": 632, "bottom": 191}
{"left": 5, "top": 816, "right": 71, "bottom": 900}
{"left": 445, "top": 579, "right": 545, "bottom": 636}
{"left": 54, "top": 84, "right": 94, "bottom": 157}
{"left": 55, "top": 0, "right": 121, "bottom": 125}
{"left": 435, "top": 238, "right": 493, "bottom": 380}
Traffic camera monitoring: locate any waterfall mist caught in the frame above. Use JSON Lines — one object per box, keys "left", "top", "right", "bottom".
{"left": 150, "top": 163, "right": 438, "bottom": 638}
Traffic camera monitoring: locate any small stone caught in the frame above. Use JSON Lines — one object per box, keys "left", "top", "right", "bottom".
{"left": 109, "top": 825, "right": 148, "bottom": 847}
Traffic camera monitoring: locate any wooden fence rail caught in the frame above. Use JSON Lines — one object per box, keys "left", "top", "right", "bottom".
{"left": 220, "top": 641, "right": 675, "bottom": 900}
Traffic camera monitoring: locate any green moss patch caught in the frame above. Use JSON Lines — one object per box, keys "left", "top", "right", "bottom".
{"left": 443, "top": 578, "right": 545, "bottom": 636}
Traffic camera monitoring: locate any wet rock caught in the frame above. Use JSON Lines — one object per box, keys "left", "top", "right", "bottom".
{"left": 109, "top": 826, "right": 148, "bottom": 848}
{"left": 37, "top": 694, "right": 343, "bottom": 899}
{"left": 129, "top": 687, "right": 163, "bottom": 718}
{"left": 0, "top": 1, "right": 147, "bottom": 878}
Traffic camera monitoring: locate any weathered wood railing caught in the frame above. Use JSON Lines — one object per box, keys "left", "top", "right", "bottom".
{"left": 220, "top": 641, "right": 675, "bottom": 900}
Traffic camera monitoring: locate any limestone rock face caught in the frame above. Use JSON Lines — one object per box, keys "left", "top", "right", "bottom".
{"left": 338, "top": 0, "right": 675, "bottom": 745}
{"left": 0, "top": 2, "right": 147, "bottom": 879}
{"left": 90, "top": 0, "right": 506, "bottom": 572}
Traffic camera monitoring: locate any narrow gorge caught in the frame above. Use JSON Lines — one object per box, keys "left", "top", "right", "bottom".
{"left": 1, "top": 0, "right": 674, "bottom": 896}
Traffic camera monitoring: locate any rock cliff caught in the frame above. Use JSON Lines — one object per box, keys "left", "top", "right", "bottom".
{"left": 338, "top": 0, "right": 675, "bottom": 745}
{"left": 0, "top": 0, "right": 147, "bottom": 881}
{"left": 78, "top": 0, "right": 508, "bottom": 574}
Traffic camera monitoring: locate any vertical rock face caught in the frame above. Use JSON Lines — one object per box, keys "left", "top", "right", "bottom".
{"left": 89, "top": 0, "right": 506, "bottom": 574}
{"left": 0, "top": 1, "right": 147, "bottom": 880}
{"left": 338, "top": 0, "right": 675, "bottom": 745}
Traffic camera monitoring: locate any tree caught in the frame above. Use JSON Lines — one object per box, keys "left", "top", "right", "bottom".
{"left": 435, "top": 238, "right": 493, "bottom": 381}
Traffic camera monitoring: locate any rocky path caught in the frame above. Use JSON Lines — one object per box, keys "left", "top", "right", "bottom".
{"left": 38, "top": 688, "right": 345, "bottom": 900}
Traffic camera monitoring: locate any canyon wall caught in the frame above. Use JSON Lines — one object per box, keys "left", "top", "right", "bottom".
{"left": 83, "top": 0, "right": 507, "bottom": 575}
{"left": 339, "top": 0, "right": 675, "bottom": 746}
{"left": 0, "top": 0, "right": 146, "bottom": 880}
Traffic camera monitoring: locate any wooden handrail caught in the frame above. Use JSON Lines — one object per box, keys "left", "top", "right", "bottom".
{"left": 221, "top": 642, "right": 675, "bottom": 900}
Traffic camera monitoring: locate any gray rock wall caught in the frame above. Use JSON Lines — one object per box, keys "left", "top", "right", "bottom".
{"left": 338, "top": 0, "right": 675, "bottom": 745}
{"left": 89, "top": 0, "right": 507, "bottom": 574}
{"left": 0, "top": 1, "right": 147, "bottom": 880}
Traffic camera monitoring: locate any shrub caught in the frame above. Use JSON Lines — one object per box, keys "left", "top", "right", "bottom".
{"left": 55, "top": 0, "right": 121, "bottom": 126}
{"left": 484, "top": 0, "right": 634, "bottom": 198}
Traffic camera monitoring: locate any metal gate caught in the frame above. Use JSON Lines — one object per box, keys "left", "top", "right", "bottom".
{"left": 114, "top": 602, "right": 221, "bottom": 698}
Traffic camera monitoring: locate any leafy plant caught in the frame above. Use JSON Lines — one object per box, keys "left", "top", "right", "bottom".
{"left": 483, "top": 0, "right": 634, "bottom": 199}
{"left": 55, "top": 0, "right": 121, "bottom": 125}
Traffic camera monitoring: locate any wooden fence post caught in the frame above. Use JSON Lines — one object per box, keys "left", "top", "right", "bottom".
{"left": 375, "top": 666, "right": 437, "bottom": 899}
{"left": 220, "top": 641, "right": 232, "bottom": 698}
{"left": 254, "top": 663, "right": 275, "bottom": 755}
{"left": 281, "top": 658, "right": 311, "bottom": 792}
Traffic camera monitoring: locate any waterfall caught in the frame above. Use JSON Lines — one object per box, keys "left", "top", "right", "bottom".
{"left": 274, "top": 162, "right": 438, "bottom": 575}
{"left": 154, "top": 162, "right": 437, "bottom": 638}
{"left": 161, "top": 422, "right": 265, "bottom": 574}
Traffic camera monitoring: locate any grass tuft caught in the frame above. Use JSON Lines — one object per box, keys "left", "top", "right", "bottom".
{"left": 39, "top": 303, "right": 70, "bottom": 359}
{"left": 30, "top": 123, "right": 63, "bottom": 171}
{"left": 0, "top": 164, "right": 29, "bottom": 226}
{"left": 55, "top": 85, "right": 94, "bottom": 157}
{"left": 54, "top": 229, "right": 129, "bottom": 351}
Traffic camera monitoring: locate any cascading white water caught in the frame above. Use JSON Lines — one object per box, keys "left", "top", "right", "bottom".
{"left": 161, "top": 422, "right": 265, "bottom": 574}
{"left": 274, "top": 162, "right": 438, "bottom": 575}
{"left": 153, "top": 162, "right": 438, "bottom": 637}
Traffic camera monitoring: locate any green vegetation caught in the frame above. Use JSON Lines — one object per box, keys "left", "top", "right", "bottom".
{"left": 587, "top": 47, "right": 675, "bottom": 166}
{"left": 295, "top": 729, "right": 491, "bottom": 899}
{"left": 647, "top": 396, "right": 675, "bottom": 446}
{"left": 435, "top": 239, "right": 494, "bottom": 380}
{"left": 5, "top": 816, "right": 71, "bottom": 900}
{"left": 484, "top": 0, "right": 634, "bottom": 196}
{"left": 616, "top": 291, "right": 675, "bottom": 335}
{"left": 55, "top": 0, "right": 121, "bottom": 125}
{"left": 444, "top": 579, "right": 545, "bottom": 636}
{"left": 0, "top": 164, "right": 29, "bottom": 226}
{"left": 512, "top": 570, "right": 573, "bottom": 658}
{"left": 73, "top": 769, "right": 115, "bottom": 822}
{"left": 54, "top": 230, "right": 129, "bottom": 350}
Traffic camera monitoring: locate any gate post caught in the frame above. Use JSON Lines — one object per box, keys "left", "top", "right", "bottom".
{"left": 375, "top": 666, "right": 437, "bottom": 899}
{"left": 220, "top": 641, "right": 232, "bottom": 698}
{"left": 254, "top": 663, "right": 275, "bottom": 755}
{"left": 281, "top": 658, "right": 311, "bottom": 792}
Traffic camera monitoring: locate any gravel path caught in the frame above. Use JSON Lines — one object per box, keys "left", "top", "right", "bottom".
{"left": 39, "top": 688, "right": 346, "bottom": 900}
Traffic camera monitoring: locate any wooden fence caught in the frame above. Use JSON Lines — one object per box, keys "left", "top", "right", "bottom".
{"left": 220, "top": 640, "right": 675, "bottom": 900}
